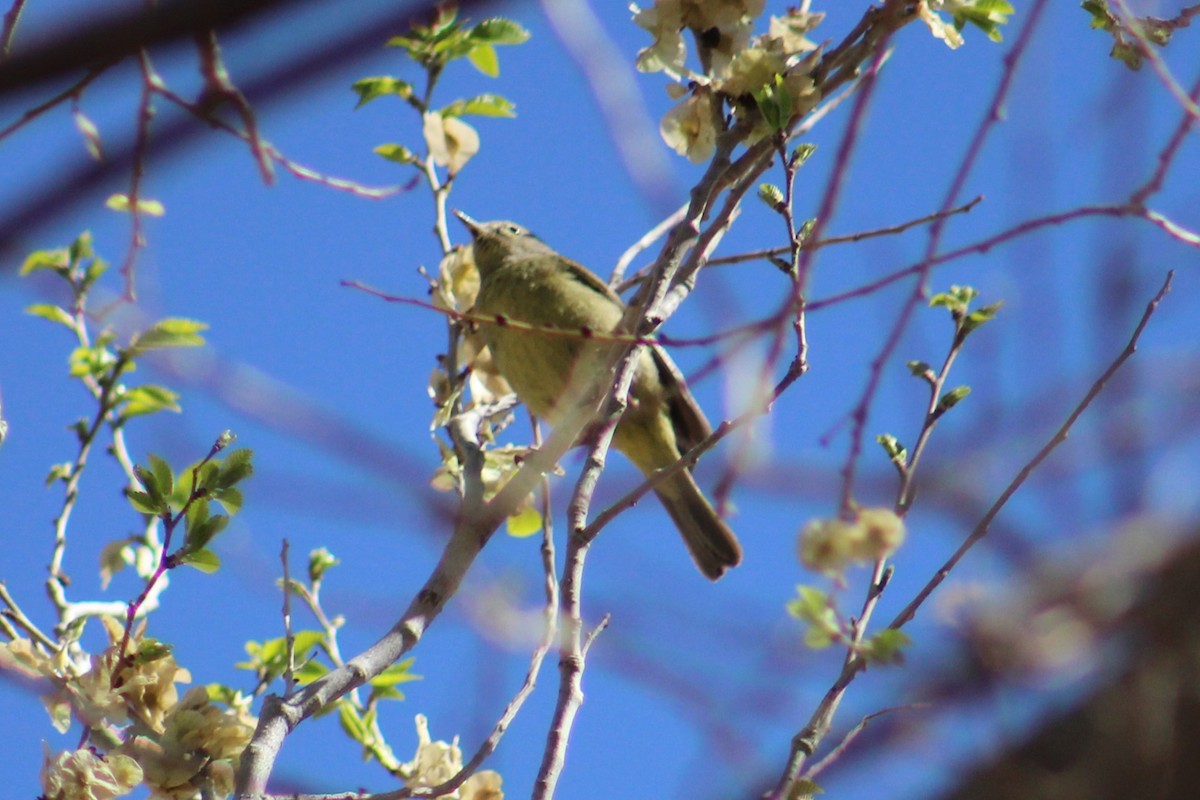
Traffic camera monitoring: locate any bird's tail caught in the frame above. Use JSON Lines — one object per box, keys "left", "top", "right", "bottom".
{"left": 655, "top": 470, "right": 742, "bottom": 580}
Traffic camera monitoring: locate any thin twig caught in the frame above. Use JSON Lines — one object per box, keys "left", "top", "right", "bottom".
{"left": 281, "top": 540, "right": 296, "bottom": 696}
{"left": 803, "top": 703, "right": 930, "bottom": 780}
{"left": 0, "top": 60, "right": 110, "bottom": 142}
{"left": 0, "top": 0, "right": 27, "bottom": 58}
{"left": 889, "top": 270, "right": 1174, "bottom": 631}
{"left": 705, "top": 196, "right": 984, "bottom": 268}
{"left": 836, "top": 0, "right": 1050, "bottom": 514}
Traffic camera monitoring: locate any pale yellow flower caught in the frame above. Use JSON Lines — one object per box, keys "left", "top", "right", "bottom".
{"left": 632, "top": 1, "right": 686, "bottom": 74}
{"left": 424, "top": 113, "right": 480, "bottom": 175}
{"left": 41, "top": 747, "right": 142, "bottom": 800}
{"left": 798, "top": 517, "right": 860, "bottom": 576}
{"left": 852, "top": 507, "right": 907, "bottom": 561}
{"left": 660, "top": 88, "right": 718, "bottom": 162}
{"left": 918, "top": 1, "right": 965, "bottom": 49}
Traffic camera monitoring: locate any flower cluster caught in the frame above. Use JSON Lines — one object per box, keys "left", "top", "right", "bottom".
{"left": 1, "top": 616, "right": 258, "bottom": 800}
{"left": 632, "top": 1, "right": 823, "bottom": 160}
{"left": 402, "top": 714, "right": 504, "bottom": 800}
{"left": 117, "top": 686, "right": 256, "bottom": 799}
{"left": 798, "top": 508, "right": 906, "bottom": 576}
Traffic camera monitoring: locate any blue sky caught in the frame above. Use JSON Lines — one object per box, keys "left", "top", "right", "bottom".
{"left": 2, "top": 2, "right": 1199, "bottom": 798}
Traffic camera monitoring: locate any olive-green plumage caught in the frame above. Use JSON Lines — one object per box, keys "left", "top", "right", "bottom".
{"left": 455, "top": 211, "right": 742, "bottom": 580}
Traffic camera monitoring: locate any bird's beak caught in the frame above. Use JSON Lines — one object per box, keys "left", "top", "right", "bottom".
{"left": 452, "top": 209, "right": 482, "bottom": 238}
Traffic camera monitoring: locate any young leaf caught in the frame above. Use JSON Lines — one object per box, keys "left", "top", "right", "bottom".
{"left": 506, "top": 506, "right": 542, "bottom": 538}
{"left": 134, "top": 463, "right": 166, "bottom": 506}
{"left": 20, "top": 247, "right": 69, "bottom": 275}
{"left": 73, "top": 109, "right": 104, "bottom": 160}
{"left": 351, "top": 76, "right": 414, "bottom": 109}
{"left": 147, "top": 453, "right": 174, "bottom": 498}
{"left": 105, "top": 193, "right": 165, "bottom": 216}
{"left": 309, "top": 548, "right": 339, "bottom": 582}
{"left": 178, "top": 548, "right": 221, "bottom": 573}
{"left": 69, "top": 232, "right": 94, "bottom": 263}
{"left": 876, "top": 433, "right": 907, "bottom": 465}
{"left": 468, "top": 43, "right": 499, "bottom": 77}
{"left": 469, "top": 18, "right": 531, "bottom": 46}
{"left": 45, "top": 463, "right": 73, "bottom": 485}
{"left": 757, "top": 183, "right": 785, "bottom": 210}
{"left": 961, "top": 300, "right": 1004, "bottom": 337}
{"left": 861, "top": 628, "right": 911, "bottom": 665}
{"left": 129, "top": 318, "right": 208, "bottom": 351}
{"left": 25, "top": 304, "right": 75, "bottom": 328}
{"left": 120, "top": 385, "right": 182, "bottom": 417}
{"left": 373, "top": 143, "right": 419, "bottom": 164}
{"left": 186, "top": 513, "right": 229, "bottom": 552}
{"left": 790, "top": 142, "right": 817, "bottom": 168}
{"left": 441, "top": 93, "right": 517, "bottom": 118}
{"left": 937, "top": 385, "right": 972, "bottom": 414}
{"left": 213, "top": 487, "right": 243, "bottom": 515}
{"left": 217, "top": 449, "right": 254, "bottom": 488}
{"left": 127, "top": 489, "right": 165, "bottom": 516}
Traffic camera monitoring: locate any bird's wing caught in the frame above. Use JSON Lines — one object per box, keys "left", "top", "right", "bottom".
{"left": 650, "top": 345, "right": 713, "bottom": 456}
{"left": 560, "top": 254, "right": 713, "bottom": 452}
{"left": 560, "top": 256, "right": 626, "bottom": 307}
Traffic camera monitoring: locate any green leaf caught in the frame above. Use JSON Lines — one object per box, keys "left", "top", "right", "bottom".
{"left": 134, "top": 638, "right": 172, "bottom": 663}
{"left": 750, "top": 74, "right": 793, "bottom": 132}
{"left": 787, "top": 585, "right": 829, "bottom": 621}
{"left": 961, "top": 300, "right": 1004, "bottom": 336}
{"left": 178, "top": 548, "right": 221, "bottom": 573}
{"left": 468, "top": 43, "right": 499, "bottom": 76}
{"left": 20, "top": 247, "right": 69, "bottom": 275}
{"left": 441, "top": 93, "right": 517, "bottom": 118}
{"left": 787, "top": 585, "right": 841, "bottom": 650}
{"left": 120, "top": 385, "right": 182, "bottom": 417}
{"left": 74, "top": 110, "right": 103, "bottom": 160}
{"left": 309, "top": 547, "right": 339, "bottom": 582}
{"left": 130, "top": 318, "right": 208, "bottom": 351}
{"left": 906, "top": 360, "right": 933, "bottom": 378}
{"left": 861, "top": 628, "right": 911, "bottom": 665}
{"left": 105, "top": 194, "right": 165, "bottom": 216}
{"left": 876, "top": 433, "right": 907, "bottom": 464}
{"left": 469, "top": 18, "right": 531, "bottom": 46}
{"left": 338, "top": 702, "right": 367, "bottom": 743}
{"left": 930, "top": 284, "right": 977, "bottom": 314}
{"left": 25, "top": 304, "right": 74, "bottom": 328}
{"left": 790, "top": 143, "right": 817, "bottom": 168}
{"left": 134, "top": 464, "right": 166, "bottom": 507}
{"left": 368, "top": 659, "right": 419, "bottom": 688}
{"left": 1082, "top": 0, "right": 1114, "bottom": 30}
{"left": 217, "top": 448, "right": 254, "bottom": 489}
{"left": 373, "top": 143, "right": 419, "bottom": 164}
{"left": 804, "top": 624, "right": 835, "bottom": 649}
{"left": 787, "top": 777, "right": 824, "bottom": 800}
{"left": 127, "top": 489, "right": 165, "bottom": 516}
{"left": 293, "top": 659, "right": 329, "bottom": 684}
{"left": 187, "top": 497, "right": 210, "bottom": 530}
{"left": 757, "top": 183, "right": 785, "bottom": 210}
{"left": 368, "top": 658, "right": 421, "bottom": 701}
{"left": 69, "top": 232, "right": 94, "bottom": 263}
{"left": 952, "top": 0, "right": 1014, "bottom": 42}
{"left": 83, "top": 257, "right": 110, "bottom": 288}
{"left": 937, "top": 385, "right": 971, "bottom": 414}
{"left": 147, "top": 453, "right": 174, "bottom": 497}
{"left": 506, "top": 506, "right": 542, "bottom": 538}
{"left": 351, "top": 76, "right": 414, "bottom": 108}
{"left": 45, "top": 463, "right": 72, "bottom": 485}
{"left": 186, "top": 512, "right": 229, "bottom": 551}
{"left": 213, "top": 487, "right": 243, "bottom": 515}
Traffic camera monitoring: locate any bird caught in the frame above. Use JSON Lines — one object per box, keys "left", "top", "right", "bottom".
{"left": 455, "top": 210, "right": 742, "bottom": 579}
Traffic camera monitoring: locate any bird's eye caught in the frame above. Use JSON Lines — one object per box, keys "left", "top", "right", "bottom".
{"left": 505, "top": 224, "right": 523, "bottom": 236}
